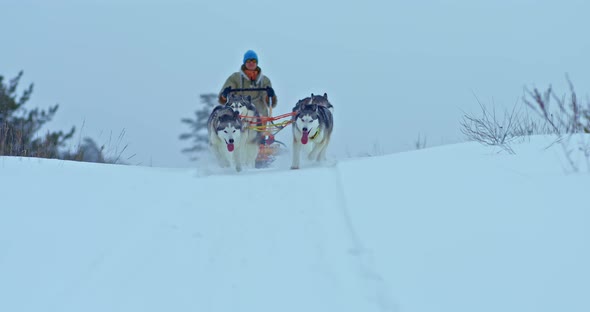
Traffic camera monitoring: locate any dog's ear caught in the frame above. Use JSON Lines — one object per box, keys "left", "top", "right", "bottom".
{"left": 211, "top": 105, "right": 221, "bottom": 116}
{"left": 293, "top": 99, "right": 303, "bottom": 112}
{"left": 323, "top": 93, "right": 328, "bottom": 99}
{"left": 246, "top": 95, "right": 251, "bottom": 102}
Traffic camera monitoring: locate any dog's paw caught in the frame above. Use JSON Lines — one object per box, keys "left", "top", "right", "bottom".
{"left": 290, "top": 165, "right": 299, "bottom": 170}
{"left": 308, "top": 151, "right": 321, "bottom": 161}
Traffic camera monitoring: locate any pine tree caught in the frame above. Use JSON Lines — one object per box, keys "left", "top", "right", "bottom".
{"left": 0, "top": 71, "right": 76, "bottom": 158}
{"left": 179, "top": 93, "right": 217, "bottom": 161}
{"left": 0, "top": 71, "right": 109, "bottom": 162}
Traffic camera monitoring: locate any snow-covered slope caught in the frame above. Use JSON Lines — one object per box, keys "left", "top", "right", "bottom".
{"left": 1, "top": 137, "right": 588, "bottom": 312}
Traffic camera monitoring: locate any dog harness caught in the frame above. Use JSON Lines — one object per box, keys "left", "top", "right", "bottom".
{"left": 309, "top": 128, "right": 320, "bottom": 140}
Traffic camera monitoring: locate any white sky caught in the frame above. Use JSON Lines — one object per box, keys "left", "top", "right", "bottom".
{"left": 2, "top": 0, "right": 590, "bottom": 167}
{"left": 1, "top": 136, "right": 589, "bottom": 311}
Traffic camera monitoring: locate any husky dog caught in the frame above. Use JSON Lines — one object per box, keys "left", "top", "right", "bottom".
{"left": 291, "top": 93, "right": 334, "bottom": 169}
{"left": 292, "top": 93, "right": 334, "bottom": 113}
{"left": 207, "top": 104, "right": 244, "bottom": 172}
{"left": 226, "top": 94, "right": 262, "bottom": 167}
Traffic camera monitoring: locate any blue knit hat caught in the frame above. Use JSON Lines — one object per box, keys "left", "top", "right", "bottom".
{"left": 243, "top": 50, "right": 258, "bottom": 64}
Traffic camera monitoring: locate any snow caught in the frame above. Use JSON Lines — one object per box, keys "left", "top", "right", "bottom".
{"left": 1, "top": 135, "right": 589, "bottom": 312}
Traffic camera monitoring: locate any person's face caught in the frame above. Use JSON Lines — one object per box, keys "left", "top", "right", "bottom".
{"left": 245, "top": 59, "right": 257, "bottom": 70}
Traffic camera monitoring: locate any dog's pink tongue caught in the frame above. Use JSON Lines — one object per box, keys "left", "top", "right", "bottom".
{"left": 301, "top": 131, "right": 309, "bottom": 144}
{"left": 227, "top": 143, "right": 234, "bottom": 152}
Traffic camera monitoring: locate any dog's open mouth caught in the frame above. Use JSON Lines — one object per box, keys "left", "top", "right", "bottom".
{"left": 226, "top": 142, "right": 234, "bottom": 152}
{"left": 301, "top": 130, "right": 309, "bottom": 144}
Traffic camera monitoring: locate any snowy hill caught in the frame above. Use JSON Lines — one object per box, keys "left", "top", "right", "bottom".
{"left": 1, "top": 136, "right": 589, "bottom": 312}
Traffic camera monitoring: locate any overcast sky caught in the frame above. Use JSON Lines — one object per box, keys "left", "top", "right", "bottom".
{"left": 3, "top": 0, "right": 589, "bottom": 167}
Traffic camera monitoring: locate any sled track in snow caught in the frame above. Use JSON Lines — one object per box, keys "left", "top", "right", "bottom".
{"left": 330, "top": 166, "right": 399, "bottom": 312}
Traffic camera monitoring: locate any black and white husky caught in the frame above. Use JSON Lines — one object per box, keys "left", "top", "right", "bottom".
{"left": 226, "top": 94, "right": 262, "bottom": 168}
{"left": 207, "top": 104, "right": 244, "bottom": 172}
{"left": 291, "top": 93, "right": 334, "bottom": 169}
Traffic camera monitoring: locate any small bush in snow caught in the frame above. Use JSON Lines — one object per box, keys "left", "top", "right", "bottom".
{"left": 460, "top": 97, "right": 524, "bottom": 154}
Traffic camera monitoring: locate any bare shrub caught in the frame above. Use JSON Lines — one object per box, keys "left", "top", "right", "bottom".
{"left": 523, "top": 76, "right": 590, "bottom": 134}
{"left": 460, "top": 96, "right": 524, "bottom": 154}
{"left": 523, "top": 76, "right": 590, "bottom": 172}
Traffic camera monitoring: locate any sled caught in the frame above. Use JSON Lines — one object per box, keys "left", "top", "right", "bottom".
{"left": 252, "top": 112, "right": 294, "bottom": 168}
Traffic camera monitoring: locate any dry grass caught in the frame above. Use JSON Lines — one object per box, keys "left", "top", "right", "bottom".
{"left": 461, "top": 76, "right": 590, "bottom": 172}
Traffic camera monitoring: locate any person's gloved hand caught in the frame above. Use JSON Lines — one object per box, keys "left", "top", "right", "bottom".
{"left": 266, "top": 87, "right": 275, "bottom": 98}
{"left": 221, "top": 86, "right": 232, "bottom": 98}
{"left": 265, "top": 96, "right": 277, "bottom": 108}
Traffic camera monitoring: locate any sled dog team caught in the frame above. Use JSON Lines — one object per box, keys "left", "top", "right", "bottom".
{"left": 207, "top": 93, "right": 334, "bottom": 171}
